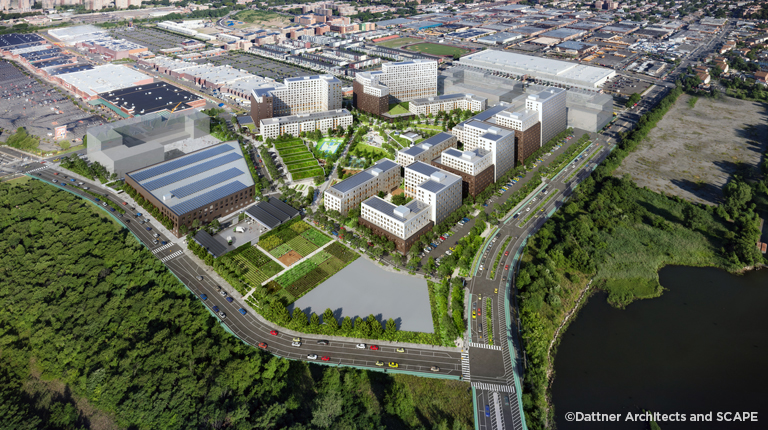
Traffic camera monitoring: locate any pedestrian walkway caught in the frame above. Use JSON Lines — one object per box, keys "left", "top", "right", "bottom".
{"left": 461, "top": 351, "right": 471, "bottom": 381}
{"left": 161, "top": 250, "right": 183, "bottom": 262}
{"left": 27, "top": 166, "right": 48, "bottom": 173}
{"left": 153, "top": 243, "right": 174, "bottom": 254}
{"left": 490, "top": 392, "right": 505, "bottom": 430}
{"left": 469, "top": 342, "right": 502, "bottom": 351}
{"left": 471, "top": 382, "right": 514, "bottom": 393}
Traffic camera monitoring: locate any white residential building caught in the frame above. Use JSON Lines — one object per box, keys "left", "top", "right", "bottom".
{"left": 408, "top": 93, "right": 487, "bottom": 116}
{"left": 404, "top": 162, "right": 462, "bottom": 224}
{"left": 451, "top": 120, "right": 515, "bottom": 181}
{"left": 438, "top": 147, "right": 493, "bottom": 176}
{"left": 493, "top": 109, "right": 539, "bottom": 133}
{"left": 395, "top": 132, "right": 457, "bottom": 166}
{"left": 355, "top": 59, "right": 438, "bottom": 103}
{"left": 361, "top": 197, "right": 431, "bottom": 240}
{"left": 524, "top": 88, "right": 567, "bottom": 146}
{"left": 323, "top": 159, "right": 400, "bottom": 214}
{"left": 251, "top": 74, "right": 342, "bottom": 117}
{"left": 260, "top": 109, "right": 352, "bottom": 139}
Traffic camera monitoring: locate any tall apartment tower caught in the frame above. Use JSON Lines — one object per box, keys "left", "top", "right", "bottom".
{"left": 353, "top": 59, "right": 438, "bottom": 113}
{"left": 525, "top": 88, "right": 567, "bottom": 147}
{"left": 250, "top": 74, "right": 342, "bottom": 124}
{"left": 493, "top": 109, "right": 542, "bottom": 164}
{"left": 452, "top": 120, "right": 515, "bottom": 182}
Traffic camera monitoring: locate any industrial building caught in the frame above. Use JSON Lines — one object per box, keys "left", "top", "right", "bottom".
{"left": 353, "top": 59, "right": 438, "bottom": 112}
{"left": 86, "top": 110, "right": 213, "bottom": 177}
{"left": 55, "top": 64, "right": 153, "bottom": 100}
{"left": 125, "top": 141, "right": 255, "bottom": 237}
{"left": 323, "top": 158, "right": 400, "bottom": 214}
{"left": 395, "top": 132, "right": 457, "bottom": 167}
{"left": 259, "top": 108, "right": 353, "bottom": 139}
{"left": 408, "top": 93, "right": 487, "bottom": 116}
{"left": 456, "top": 50, "right": 615, "bottom": 89}
{"left": 98, "top": 82, "right": 206, "bottom": 117}
{"left": 476, "top": 32, "right": 524, "bottom": 45}
{"left": 249, "top": 74, "right": 342, "bottom": 124}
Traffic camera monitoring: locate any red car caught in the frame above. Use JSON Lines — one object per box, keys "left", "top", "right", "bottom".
{"left": 270, "top": 330, "right": 278, "bottom": 336}
{"left": 504, "top": 251, "right": 509, "bottom": 256}
{"left": 122, "top": 202, "right": 128, "bottom": 205}
{"left": 505, "top": 265, "right": 509, "bottom": 270}
{"left": 369, "top": 345, "right": 379, "bottom": 351}
{"left": 321, "top": 356, "right": 331, "bottom": 361}
{"left": 258, "top": 342, "right": 268, "bottom": 349}
{"left": 477, "top": 309, "right": 482, "bottom": 317}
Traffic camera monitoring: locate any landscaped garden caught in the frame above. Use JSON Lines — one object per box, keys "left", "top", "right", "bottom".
{"left": 274, "top": 139, "right": 325, "bottom": 180}
{"left": 388, "top": 102, "right": 410, "bottom": 115}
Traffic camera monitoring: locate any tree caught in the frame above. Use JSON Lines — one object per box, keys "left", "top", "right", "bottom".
{"left": 292, "top": 308, "right": 308, "bottom": 327}
{"left": 406, "top": 257, "right": 419, "bottom": 271}
{"left": 425, "top": 257, "right": 436, "bottom": 274}
{"left": 209, "top": 218, "right": 221, "bottom": 231}
{"left": 322, "top": 308, "right": 338, "bottom": 330}
{"left": 391, "top": 253, "right": 403, "bottom": 267}
{"left": 191, "top": 219, "right": 200, "bottom": 230}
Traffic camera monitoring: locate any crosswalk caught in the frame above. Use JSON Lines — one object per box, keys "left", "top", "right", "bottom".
{"left": 471, "top": 382, "right": 515, "bottom": 393}
{"left": 469, "top": 342, "right": 502, "bottom": 351}
{"left": 461, "top": 352, "right": 471, "bottom": 381}
{"left": 153, "top": 243, "right": 174, "bottom": 254}
{"left": 161, "top": 250, "right": 183, "bottom": 262}
{"left": 490, "top": 392, "right": 505, "bottom": 430}
{"left": 26, "top": 166, "right": 47, "bottom": 173}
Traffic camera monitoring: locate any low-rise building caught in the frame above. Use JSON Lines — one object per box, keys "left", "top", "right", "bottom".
{"left": 260, "top": 109, "right": 352, "bottom": 139}
{"left": 408, "top": 93, "right": 487, "bottom": 116}
{"left": 323, "top": 158, "right": 400, "bottom": 215}
{"left": 395, "top": 132, "right": 457, "bottom": 166}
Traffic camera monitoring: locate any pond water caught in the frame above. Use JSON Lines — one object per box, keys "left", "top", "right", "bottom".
{"left": 551, "top": 266, "right": 768, "bottom": 429}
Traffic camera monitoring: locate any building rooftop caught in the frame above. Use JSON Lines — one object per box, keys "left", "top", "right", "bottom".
{"left": 194, "top": 229, "right": 228, "bottom": 258}
{"left": 57, "top": 64, "right": 152, "bottom": 97}
{"left": 0, "top": 33, "right": 44, "bottom": 49}
{"left": 260, "top": 109, "right": 351, "bottom": 126}
{"left": 400, "top": 132, "right": 454, "bottom": 157}
{"left": 541, "top": 28, "right": 585, "bottom": 40}
{"left": 127, "top": 141, "right": 254, "bottom": 216}
{"left": 442, "top": 147, "right": 490, "bottom": 163}
{"left": 48, "top": 25, "right": 104, "bottom": 43}
{"left": 556, "top": 40, "right": 598, "bottom": 50}
{"left": 329, "top": 158, "right": 399, "bottom": 194}
{"left": 410, "top": 93, "right": 487, "bottom": 105}
{"left": 99, "top": 81, "right": 203, "bottom": 116}
{"left": 363, "top": 196, "right": 430, "bottom": 222}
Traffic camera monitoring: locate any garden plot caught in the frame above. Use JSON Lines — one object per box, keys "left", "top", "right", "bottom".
{"left": 274, "top": 244, "right": 359, "bottom": 302}
{"left": 219, "top": 245, "right": 283, "bottom": 288}
{"left": 274, "top": 140, "right": 323, "bottom": 180}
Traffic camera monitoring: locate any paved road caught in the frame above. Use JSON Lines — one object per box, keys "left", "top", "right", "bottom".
{"left": 23, "top": 164, "right": 464, "bottom": 378}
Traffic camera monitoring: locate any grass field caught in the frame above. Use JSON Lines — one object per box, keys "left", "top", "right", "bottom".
{"left": 405, "top": 43, "right": 468, "bottom": 57}
{"left": 291, "top": 167, "right": 325, "bottom": 180}
{"left": 352, "top": 143, "right": 390, "bottom": 160}
{"left": 375, "top": 37, "right": 423, "bottom": 48}
{"left": 388, "top": 102, "right": 410, "bottom": 115}
{"left": 234, "top": 9, "right": 289, "bottom": 25}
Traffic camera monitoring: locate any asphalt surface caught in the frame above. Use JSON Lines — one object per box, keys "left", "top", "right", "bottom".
{"left": 21, "top": 163, "right": 464, "bottom": 378}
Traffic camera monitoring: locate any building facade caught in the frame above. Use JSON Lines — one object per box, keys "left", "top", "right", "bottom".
{"left": 323, "top": 158, "right": 400, "bottom": 214}
{"left": 408, "top": 93, "right": 487, "bottom": 116}
{"left": 431, "top": 147, "right": 495, "bottom": 198}
{"left": 352, "top": 75, "right": 389, "bottom": 115}
{"left": 493, "top": 109, "right": 542, "bottom": 163}
{"left": 403, "top": 162, "right": 462, "bottom": 224}
{"left": 260, "top": 109, "right": 352, "bottom": 139}
{"left": 525, "top": 88, "right": 567, "bottom": 146}
{"left": 395, "top": 132, "right": 457, "bottom": 166}
{"left": 353, "top": 59, "right": 437, "bottom": 112}
{"left": 452, "top": 120, "right": 515, "bottom": 182}
{"left": 359, "top": 197, "right": 433, "bottom": 253}
{"left": 250, "top": 74, "right": 341, "bottom": 122}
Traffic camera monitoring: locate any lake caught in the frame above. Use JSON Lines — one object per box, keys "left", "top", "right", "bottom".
{"left": 551, "top": 266, "right": 768, "bottom": 429}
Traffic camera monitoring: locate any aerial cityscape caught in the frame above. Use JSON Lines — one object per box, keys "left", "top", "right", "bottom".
{"left": 0, "top": 0, "right": 767, "bottom": 428}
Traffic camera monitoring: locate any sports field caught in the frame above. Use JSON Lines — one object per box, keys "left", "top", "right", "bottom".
{"left": 405, "top": 43, "right": 469, "bottom": 57}
{"left": 375, "top": 37, "right": 423, "bottom": 48}
{"left": 318, "top": 137, "right": 343, "bottom": 154}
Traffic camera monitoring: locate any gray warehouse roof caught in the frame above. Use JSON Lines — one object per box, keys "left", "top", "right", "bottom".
{"left": 127, "top": 142, "right": 254, "bottom": 216}
{"left": 245, "top": 198, "right": 299, "bottom": 229}
{"left": 194, "top": 230, "right": 228, "bottom": 258}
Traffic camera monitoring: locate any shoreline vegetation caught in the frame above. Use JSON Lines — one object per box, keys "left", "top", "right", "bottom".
{"left": 0, "top": 180, "right": 474, "bottom": 429}
{"left": 516, "top": 84, "right": 768, "bottom": 429}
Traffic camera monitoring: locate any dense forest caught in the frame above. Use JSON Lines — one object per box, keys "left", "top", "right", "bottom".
{"left": 0, "top": 180, "right": 473, "bottom": 430}
{"left": 517, "top": 85, "right": 768, "bottom": 429}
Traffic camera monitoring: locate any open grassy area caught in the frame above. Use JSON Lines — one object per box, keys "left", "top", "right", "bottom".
{"left": 375, "top": 36, "right": 423, "bottom": 48}
{"left": 233, "top": 9, "right": 290, "bottom": 26}
{"left": 405, "top": 43, "right": 468, "bottom": 57}
{"left": 352, "top": 143, "right": 391, "bottom": 160}
{"left": 388, "top": 102, "right": 410, "bottom": 115}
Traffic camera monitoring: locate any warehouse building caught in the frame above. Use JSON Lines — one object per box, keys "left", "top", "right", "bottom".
{"left": 86, "top": 110, "right": 212, "bottom": 177}
{"left": 99, "top": 81, "right": 206, "bottom": 117}
{"left": 54, "top": 64, "right": 153, "bottom": 100}
{"left": 456, "top": 50, "right": 615, "bottom": 89}
{"left": 125, "top": 141, "right": 255, "bottom": 237}
{"left": 323, "top": 158, "right": 400, "bottom": 215}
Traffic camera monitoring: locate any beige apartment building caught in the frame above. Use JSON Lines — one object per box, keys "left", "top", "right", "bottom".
{"left": 323, "top": 158, "right": 400, "bottom": 214}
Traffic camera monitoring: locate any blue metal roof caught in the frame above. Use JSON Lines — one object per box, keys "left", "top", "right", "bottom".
{"left": 143, "top": 152, "right": 242, "bottom": 191}
{"left": 171, "top": 167, "right": 244, "bottom": 198}
{"left": 170, "top": 181, "right": 248, "bottom": 215}
{"left": 130, "top": 144, "right": 236, "bottom": 182}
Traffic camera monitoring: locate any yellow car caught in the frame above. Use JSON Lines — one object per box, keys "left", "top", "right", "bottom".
{"left": 449, "top": 246, "right": 455, "bottom": 251}
{"left": 396, "top": 348, "right": 405, "bottom": 353}
{"left": 375, "top": 361, "right": 384, "bottom": 366}
{"left": 292, "top": 337, "right": 302, "bottom": 342}
{"left": 472, "top": 310, "right": 476, "bottom": 319}
{"left": 388, "top": 362, "right": 399, "bottom": 368}
{"left": 494, "top": 288, "right": 498, "bottom": 294}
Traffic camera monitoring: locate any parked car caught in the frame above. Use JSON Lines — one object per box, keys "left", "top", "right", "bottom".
{"left": 395, "top": 348, "right": 405, "bottom": 353}
{"left": 321, "top": 356, "right": 331, "bottom": 362}
{"left": 375, "top": 361, "right": 384, "bottom": 366}
{"left": 219, "top": 290, "right": 227, "bottom": 297}
{"left": 430, "top": 366, "right": 440, "bottom": 372}
{"left": 199, "top": 294, "right": 208, "bottom": 301}
{"left": 307, "top": 354, "right": 318, "bottom": 360}
{"left": 369, "top": 345, "right": 379, "bottom": 351}
{"left": 292, "top": 341, "right": 301, "bottom": 347}
{"left": 388, "top": 362, "right": 398, "bottom": 368}
{"left": 356, "top": 343, "right": 366, "bottom": 349}
{"left": 196, "top": 276, "right": 203, "bottom": 281}
{"left": 218, "top": 311, "right": 226, "bottom": 319}
{"left": 317, "top": 340, "right": 329, "bottom": 345}
{"left": 212, "top": 306, "right": 219, "bottom": 312}
{"left": 226, "top": 297, "right": 233, "bottom": 303}
{"left": 258, "top": 342, "right": 268, "bottom": 349}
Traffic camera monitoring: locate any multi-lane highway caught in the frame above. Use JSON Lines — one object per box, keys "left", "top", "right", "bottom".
{"left": 22, "top": 163, "right": 464, "bottom": 378}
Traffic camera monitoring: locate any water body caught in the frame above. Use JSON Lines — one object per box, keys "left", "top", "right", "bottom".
{"left": 552, "top": 266, "right": 768, "bottom": 429}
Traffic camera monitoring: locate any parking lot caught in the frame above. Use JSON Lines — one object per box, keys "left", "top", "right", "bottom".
{"left": 602, "top": 74, "right": 652, "bottom": 96}
{"left": 0, "top": 60, "right": 102, "bottom": 150}
{"left": 194, "top": 52, "right": 316, "bottom": 81}
{"left": 111, "top": 26, "right": 194, "bottom": 53}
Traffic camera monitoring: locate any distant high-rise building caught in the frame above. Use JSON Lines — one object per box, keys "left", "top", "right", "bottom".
{"left": 353, "top": 59, "right": 438, "bottom": 112}
{"left": 249, "top": 74, "right": 341, "bottom": 124}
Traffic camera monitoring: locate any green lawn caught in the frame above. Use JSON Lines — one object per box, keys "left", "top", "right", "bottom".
{"left": 375, "top": 37, "right": 422, "bottom": 48}
{"left": 353, "top": 143, "right": 390, "bottom": 160}
{"left": 388, "top": 102, "right": 410, "bottom": 115}
{"left": 405, "top": 43, "right": 468, "bottom": 57}
{"left": 234, "top": 9, "right": 288, "bottom": 24}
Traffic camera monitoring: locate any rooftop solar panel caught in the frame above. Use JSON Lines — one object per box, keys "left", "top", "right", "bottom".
{"left": 171, "top": 167, "right": 244, "bottom": 198}
{"left": 131, "top": 144, "right": 236, "bottom": 182}
{"left": 268, "top": 197, "right": 300, "bottom": 218}
{"left": 170, "top": 181, "right": 248, "bottom": 215}
{"left": 245, "top": 205, "right": 281, "bottom": 229}
{"left": 407, "top": 161, "right": 440, "bottom": 177}
{"left": 419, "top": 180, "right": 447, "bottom": 193}
{"left": 194, "top": 230, "right": 228, "bottom": 257}
{"left": 143, "top": 152, "right": 242, "bottom": 190}
{"left": 257, "top": 201, "right": 291, "bottom": 223}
